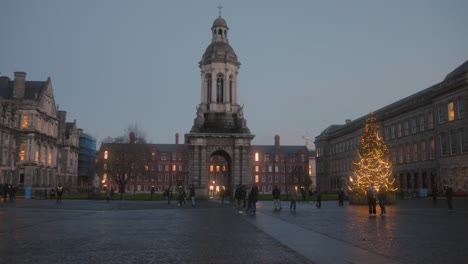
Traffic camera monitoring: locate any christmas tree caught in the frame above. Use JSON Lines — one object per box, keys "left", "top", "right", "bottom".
{"left": 349, "top": 114, "right": 397, "bottom": 195}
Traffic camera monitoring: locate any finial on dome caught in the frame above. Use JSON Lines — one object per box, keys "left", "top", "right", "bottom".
{"left": 217, "top": 4, "right": 223, "bottom": 16}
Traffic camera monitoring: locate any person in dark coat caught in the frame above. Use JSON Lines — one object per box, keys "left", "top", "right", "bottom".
{"left": 189, "top": 185, "right": 196, "bottom": 206}
{"left": 248, "top": 184, "right": 259, "bottom": 214}
{"left": 444, "top": 184, "right": 453, "bottom": 212}
{"left": 272, "top": 185, "right": 281, "bottom": 210}
{"left": 378, "top": 186, "right": 387, "bottom": 216}
{"left": 366, "top": 184, "right": 377, "bottom": 215}
{"left": 338, "top": 188, "right": 345, "bottom": 206}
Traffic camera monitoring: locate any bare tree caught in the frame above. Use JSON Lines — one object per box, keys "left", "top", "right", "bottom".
{"left": 97, "top": 141, "right": 151, "bottom": 200}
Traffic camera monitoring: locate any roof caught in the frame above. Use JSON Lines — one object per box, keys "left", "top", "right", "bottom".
{"left": 0, "top": 77, "right": 47, "bottom": 100}
{"left": 251, "top": 145, "right": 309, "bottom": 155}
{"left": 444, "top": 60, "right": 468, "bottom": 81}
{"left": 201, "top": 41, "right": 238, "bottom": 65}
{"left": 212, "top": 16, "right": 228, "bottom": 29}
{"left": 101, "top": 143, "right": 188, "bottom": 154}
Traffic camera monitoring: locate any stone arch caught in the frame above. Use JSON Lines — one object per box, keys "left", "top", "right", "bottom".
{"left": 208, "top": 149, "right": 232, "bottom": 197}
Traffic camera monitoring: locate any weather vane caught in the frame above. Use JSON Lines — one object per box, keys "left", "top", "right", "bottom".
{"left": 217, "top": 4, "right": 223, "bottom": 16}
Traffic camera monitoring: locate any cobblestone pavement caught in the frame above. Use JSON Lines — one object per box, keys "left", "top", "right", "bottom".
{"left": 0, "top": 199, "right": 311, "bottom": 264}
{"left": 1, "top": 197, "right": 467, "bottom": 264}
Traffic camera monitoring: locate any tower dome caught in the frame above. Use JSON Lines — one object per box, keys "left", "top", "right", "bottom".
{"left": 212, "top": 16, "right": 228, "bottom": 29}
{"left": 200, "top": 15, "right": 239, "bottom": 66}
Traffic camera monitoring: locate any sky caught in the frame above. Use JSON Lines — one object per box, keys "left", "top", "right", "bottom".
{"left": 1, "top": 0, "right": 467, "bottom": 148}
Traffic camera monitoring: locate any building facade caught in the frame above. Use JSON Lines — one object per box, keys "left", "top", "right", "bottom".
{"left": 0, "top": 72, "right": 82, "bottom": 192}
{"left": 315, "top": 60, "right": 468, "bottom": 195}
{"left": 97, "top": 134, "right": 310, "bottom": 195}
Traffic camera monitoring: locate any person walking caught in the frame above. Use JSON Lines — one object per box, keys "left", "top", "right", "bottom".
{"left": 290, "top": 186, "right": 298, "bottom": 211}
{"left": 315, "top": 188, "right": 322, "bottom": 208}
{"left": 189, "top": 185, "right": 195, "bottom": 206}
{"left": 367, "top": 184, "right": 377, "bottom": 215}
{"left": 444, "top": 184, "right": 453, "bottom": 212}
{"left": 338, "top": 188, "right": 345, "bottom": 206}
{"left": 56, "top": 183, "right": 64, "bottom": 203}
{"left": 272, "top": 185, "right": 281, "bottom": 210}
{"left": 165, "top": 186, "right": 173, "bottom": 205}
{"left": 248, "top": 184, "right": 259, "bottom": 215}
{"left": 378, "top": 186, "right": 387, "bottom": 216}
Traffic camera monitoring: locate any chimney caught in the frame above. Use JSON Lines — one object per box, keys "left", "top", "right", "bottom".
{"left": 130, "top": 132, "right": 135, "bottom": 144}
{"left": 175, "top": 133, "right": 179, "bottom": 145}
{"left": 13, "top": 72, "right": 26, "bottom": 99}
{"left": 274, "top": 134, "right": 280, "bottom": 148}
{"left": 345, "top": 119, "right": 351, "bottom": 124}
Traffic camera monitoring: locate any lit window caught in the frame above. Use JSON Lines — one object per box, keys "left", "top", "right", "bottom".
{"left": 22, "top": 115, "right": 28, "bottom": 128}
{"left": 172, "top": 165, "right": 176, "bottom": 171}
{"left": 104, "top": 151, "right": 108, "bottom": 159}
{"left": 255, "top": 166, "right": 259, "bottom": 172}
{"left": 35, "top": 151, "right": 39, "bottom": 162}
{"left": 152, "top": 152, "right": 156, "bottom": 160}
{"left": 20, "top": 143, "right": 26, "bottom": 161}
{"left": 255, "top": 175, "right": 259, "bottom": 183}
{"left": 216, "top": 166, "right": 220, "bottom": 172}
{"left": 448, "top": 101, "right": 455, "bottom": 121}
{"left": 210, "top": 165, "right": 214, "bottom": 172}
{"left": 255, "top": 153, "right": 259, "bottom": 162}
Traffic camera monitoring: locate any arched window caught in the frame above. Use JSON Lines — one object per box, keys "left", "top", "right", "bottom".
{"left": 229, "top": 75, "right": 233, "bottom": 103}
{"left": 216, "top": 74, "right": 224, "bottom": 103}
{"left": 206, "top": 74, "right": 212, "bottom": 103}
{"left": 218, "top": 28, "right": 222, "bottom": 37}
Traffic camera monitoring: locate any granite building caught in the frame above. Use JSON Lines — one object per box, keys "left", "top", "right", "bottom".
{"left": 0, "top": 72, "right": 82, "bottom": 192}
{"left": 314, "top": 60, "right": 468, "bottom": 195}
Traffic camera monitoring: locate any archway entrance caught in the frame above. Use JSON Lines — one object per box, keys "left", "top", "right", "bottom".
{"left": 208, "top": 150, "right": 232, "bottom": 198}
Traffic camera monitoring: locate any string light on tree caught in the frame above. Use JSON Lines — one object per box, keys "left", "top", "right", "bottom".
{"left": 348, "top": 114, "right": 398, "bottom": 195}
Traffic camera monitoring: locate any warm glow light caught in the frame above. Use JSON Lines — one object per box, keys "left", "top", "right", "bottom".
{"left": 348, "top": 115, "right": 398, "bottom": 195}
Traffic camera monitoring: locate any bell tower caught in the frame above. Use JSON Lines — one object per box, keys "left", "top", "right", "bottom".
{"left": 187, "top": 12, "right": 254, "bottom": 199}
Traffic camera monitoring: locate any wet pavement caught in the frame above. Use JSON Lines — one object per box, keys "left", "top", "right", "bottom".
{"left": 0, "top": 197, "right": 467, "bottom": 264}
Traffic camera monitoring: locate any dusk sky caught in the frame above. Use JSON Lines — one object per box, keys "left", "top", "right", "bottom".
{"left": 1, "top": 0, "right": 467, "bottom": 148}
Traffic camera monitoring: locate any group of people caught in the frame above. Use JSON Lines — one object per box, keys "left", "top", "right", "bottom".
{"left": 164, "top": 185, "right": 196, "bottom": 207}
{"left": 366, "top": 184, "right": 388, "bottom": 216}
{"left": 233, "top": 184, "right": 259, "bottom": 214}
{"left": 1, "top": 183, "right": 17, "bottom": 202}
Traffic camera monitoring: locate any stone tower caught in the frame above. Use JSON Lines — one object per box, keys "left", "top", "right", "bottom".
{"left": 186, "top": 14, "right": 254, "bottom": 199}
